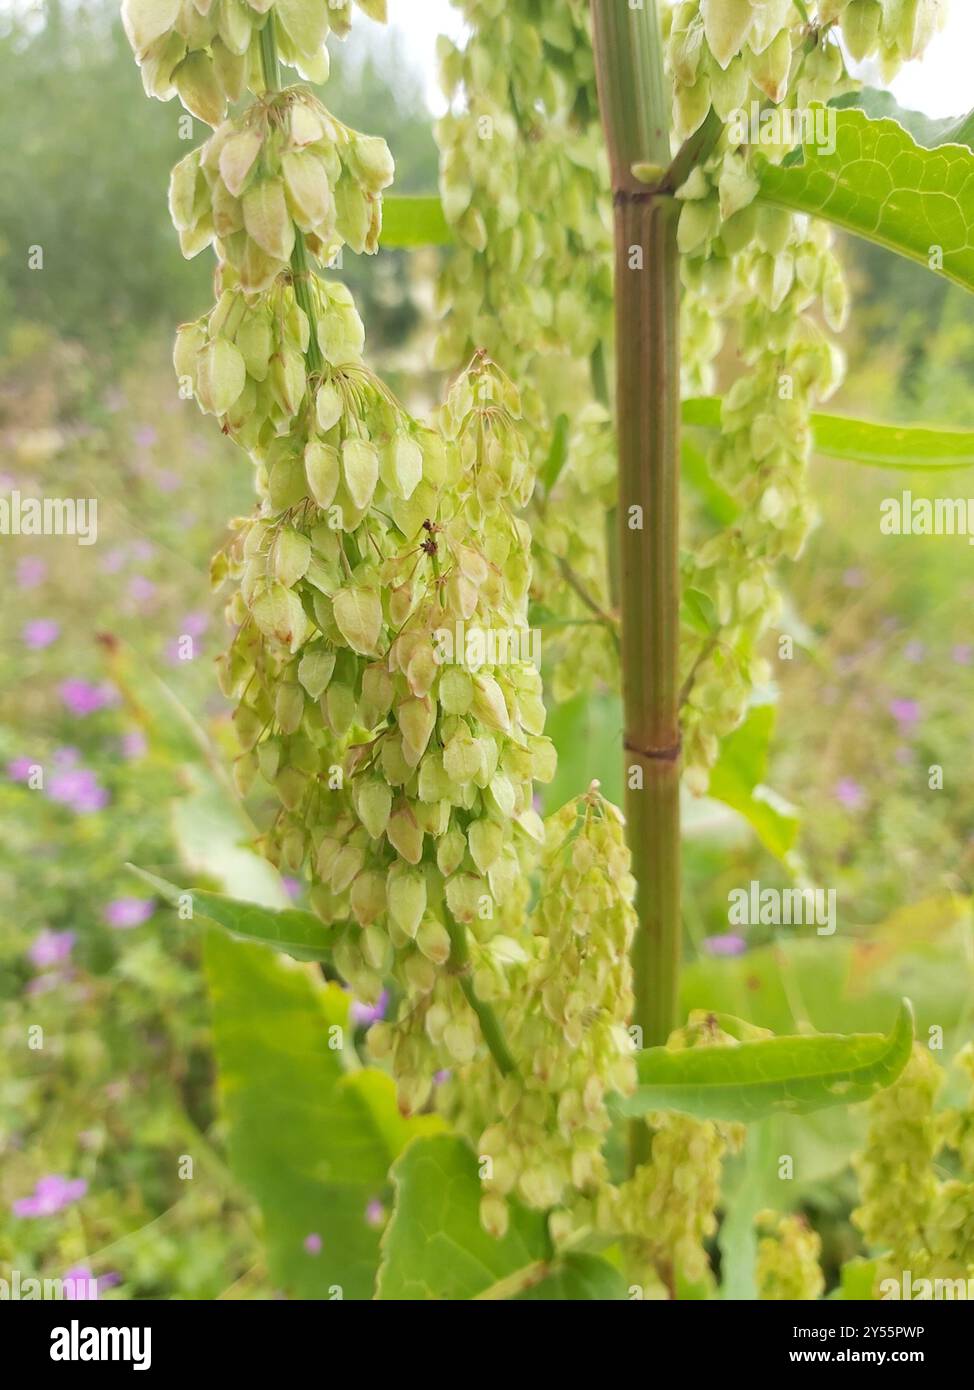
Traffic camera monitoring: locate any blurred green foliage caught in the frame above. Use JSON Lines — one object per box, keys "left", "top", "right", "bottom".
{"left": 0, "top": 0, "right": 438, "bottom": 355}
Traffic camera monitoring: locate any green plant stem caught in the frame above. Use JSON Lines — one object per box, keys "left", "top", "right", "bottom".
{"left": 258, "top": 15, "right": 323, "bottom": 377}
{"left": 258, "top": 17, "right": 281, "bottom": 92}
{"left": 592, "top": 0, "right": 682, "bottom": 1170}
{"left": 291, "top": 233, "right": 324, "bottom": 375}
{"left": 445, "top": 915, "right": 517, "bottom": 1078}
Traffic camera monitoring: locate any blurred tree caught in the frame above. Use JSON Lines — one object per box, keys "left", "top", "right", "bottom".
{"left": 0, "top": 1, "right": 438, "bottom": 355}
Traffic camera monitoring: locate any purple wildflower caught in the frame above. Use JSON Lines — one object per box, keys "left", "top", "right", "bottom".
{"left": 7, "top": 757, "right": 37, "bottom": 782}
{"left": 134, "top": 425, "right": 158, "bottom": 449}
{"left": 103, "top": 898, "right": 155, "bottom": 930}
{"left": 127, "top": 575, "right": 156, "bottom": 605}
{"left": 49, "top": 767, "right": 109, "bottom": 814}
{"left": 12, "top": 1175, "right": 87, "bottom": 1218}
{"left": 121, "top": 730, "right": 148, "bottom": 759}
{"left": 59, "top": 680, "right": 116, "bottom": 717}
{"left": 304, "top": 1233, "right": 322, "bottom": 1256}
{"left": 100, "top": 549, "right": 127, "bottom": 574}
{"left": 365, "top": 1200, "right": 385, "bottom": 1228}
{"left": 952, "top": 645, "right": 972, "bottom": 666}
{"left": 702, "top": 934, "right": 747, "bottom": 957}
{"left": 22, "top": 618, "right": 60, "bottom": 649}
{"left": 351, "top": 990, "right": 389, "bottom": 1027}
{"left": 61, "top": 1266, "right": 120, "bottom": 1300}
{"left": 834, "top": 777, "right": 866, "bottom": 811}
{"left": 16, "top": 556, "right": 47, "bottom": 589}
{"left": 28, "top": 929, "right": 76, "bottom": 970}
{"left": 889, "top": 698, "right": 920, "bottom": 731}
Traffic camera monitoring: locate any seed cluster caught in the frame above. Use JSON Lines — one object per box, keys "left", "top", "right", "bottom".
{"left": 437, "top": 2, "right": 943, "bottom": 788}
{"left": 124, "top": 6, "right": 567, "bottom": 1113}
{"left": 594, "top": 1015, "right": 746, "bottom": 1291}
{"left": 441, "top": 788, "right": 638, "bottom": 1234}
{"left": 667, "top": 1, "right": 943, "bottom": 784}
{"left": 755, "top": 1211, "right": 825, "bottom": 1301}
{"left": 123, "top": 0, "right": 385, "bottom": 123}
{"left": 436, "top": 1, "right": 619, "bottom": 698}
{"left": 169, "top": 88, "right": 393, "bottom": 293}
{"left": 853, "top": 1043, "right": 974, "bottom": 1289}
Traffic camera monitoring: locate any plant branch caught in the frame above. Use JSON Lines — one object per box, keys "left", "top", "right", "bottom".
{"left": 259, "top": 15, "right": 323, "bottom": 377}
{"left": 445, "top": 915, "right": 518, "bottom": 1078}
{"left": 556, "top": 555, "right": 620, "bottom": 644}
{"left": 592, "top": 0, "right": 682, "bottom": 1170}
{"left": 258, "top": 17, "right": 281, "bottom": 92}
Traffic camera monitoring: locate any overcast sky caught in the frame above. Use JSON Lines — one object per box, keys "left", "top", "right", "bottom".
{"left": 390, "top": 2, "right": 973, "bottom": 121}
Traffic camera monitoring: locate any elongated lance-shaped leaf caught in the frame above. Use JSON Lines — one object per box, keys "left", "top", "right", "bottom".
{"left": 755, "top": 107, "right": 974, "bottom": 294}
{"left": 128, "top": 864, "right": 339, "bottom": 962}
{"left": 684, "top": 396, "right": 974, "bottom": 471}
{"left": 614, "top": 1000, "right": 914, "bottom": 1123}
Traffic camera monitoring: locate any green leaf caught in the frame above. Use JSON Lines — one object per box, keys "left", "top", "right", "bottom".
{"left": 127, "top": 865, "right": 340, "bottom": 962}
{"left": 375, "top": 1134, "right": 628, "bottom": 1295}
{"left": 811, "top": 415, "right": 974, "bottom": 471}
{"left": 542, "top": 692, "right": 623, "bottom": 812}
{"left": 830, "top": 90, "right": 974, "bottom": 155}
{"left": 206, "top": 931, "right": 440, "bottom": 1300}
{"left": 840, "top": 1256, "right": 880, "bottom": 1301}
{"left": 376, "top": 1134, "right": 549, "bottom": 1300}
{"left": 541, "top": 412, "right": 570, "bottom": 492}
{"left": 514, "top": 1253, "right": 629, "bottom": 1301}
{"left": 718, "top": 1121, "right": 778, "bottom": 1301}
{"left": 756, "top": 106, "right": 974, "bottom": 294}
{"left": 682, "top": 585, "right": 718, "bottom": 638}
{"left": 684, "top": 395, "right": 974, "bottom": 471}
{"left": 380, "top": 194, "right": 451, "bottom": 248}
{"left": 682, "top": 435, "right": 738, "bottom": 524}
{"left": 707, "top": 702, "right": 799, "bottom": 861}
{"left": 615, "top": 1000, "right": 915, "bottom": 1123}
{"left": 377, "top": 1135, "right": 627, "bottom": 1299}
